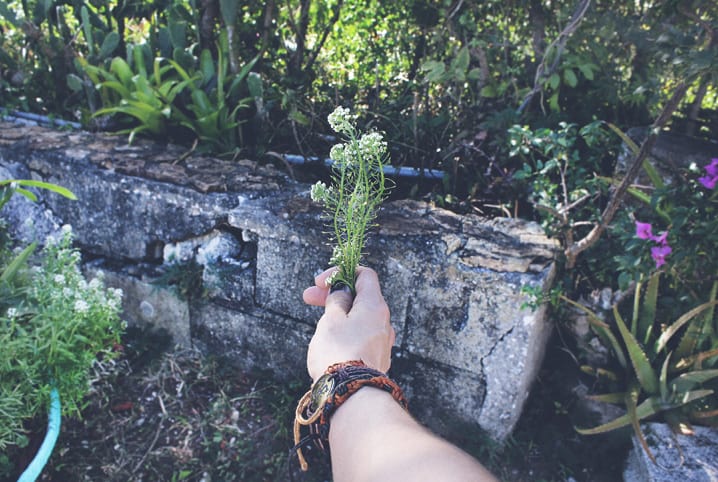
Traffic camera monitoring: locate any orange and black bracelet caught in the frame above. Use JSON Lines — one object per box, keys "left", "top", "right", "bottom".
{"left": 293, "top": 360, "right": 408, "bottom": 471}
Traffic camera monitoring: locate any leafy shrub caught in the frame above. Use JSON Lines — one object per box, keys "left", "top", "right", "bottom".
{"left": 0, "top": 184, "right": 124, "bottom": 451}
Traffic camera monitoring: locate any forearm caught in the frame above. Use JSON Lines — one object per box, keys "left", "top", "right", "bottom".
{"left": 329, "top": 387, "right": 497, "bottom": 482}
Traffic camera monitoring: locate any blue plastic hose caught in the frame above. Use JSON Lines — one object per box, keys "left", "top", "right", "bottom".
{"left": 18, "top": 388, "right": 61, "bottom": 482}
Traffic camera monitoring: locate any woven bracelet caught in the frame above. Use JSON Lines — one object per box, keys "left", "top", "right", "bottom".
{"left": 293, "top": 360, "right": 408, "bottom": 471}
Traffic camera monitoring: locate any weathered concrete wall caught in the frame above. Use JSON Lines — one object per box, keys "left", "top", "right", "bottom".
{"left": 0, "top": 122, "right": 558, "bottom": 442}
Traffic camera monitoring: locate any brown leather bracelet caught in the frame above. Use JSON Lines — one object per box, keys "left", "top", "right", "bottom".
{"left": 293, "top": 360, "right": 408, "bottom": 471}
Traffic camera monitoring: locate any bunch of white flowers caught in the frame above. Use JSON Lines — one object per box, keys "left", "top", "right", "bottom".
{"left": 310, "top": 107, "right": 392, "bottom": 292}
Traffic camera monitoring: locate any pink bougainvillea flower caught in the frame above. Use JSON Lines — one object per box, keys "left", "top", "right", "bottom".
{"left": 651, "top": 230, "right": 668, "bottom": 245}
{"left": 651, "top": 245, "right": 672, "bottom": 268}
{"left": 698, "top": 158, "right": 718, "bottom": 189}
{"left": 705, "top": 158, "right": 718, "bottom": 177}
{"left": 635, "top": 221, "right": 653, "bottom": 240}
{"left": 699, "top": 174, "right": 718, "bottom": 190}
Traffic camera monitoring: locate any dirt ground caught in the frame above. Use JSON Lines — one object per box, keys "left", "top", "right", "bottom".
{"left": 5, "top": 328, "right": 630, "bottom": 482}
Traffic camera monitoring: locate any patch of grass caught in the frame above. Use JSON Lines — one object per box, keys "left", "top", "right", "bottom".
{"left": 40, "top": 330, "right": 330, "bottom": 481}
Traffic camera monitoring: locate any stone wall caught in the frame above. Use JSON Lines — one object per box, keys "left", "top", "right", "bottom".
{"left": 0, "top": 122, "right": 558, "bottom": 442}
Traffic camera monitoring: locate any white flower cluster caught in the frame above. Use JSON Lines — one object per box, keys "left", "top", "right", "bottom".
{"left": 327, "top": 106, "right": 356, "bottom": 135}
{"left": 358, "top": 132, "right": 387, "bottom": 158}
{"left": 310, "top": 181, "right": 329, "bottom": 203}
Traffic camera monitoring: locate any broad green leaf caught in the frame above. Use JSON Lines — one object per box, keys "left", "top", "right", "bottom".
{"left": 578, "top": 63, "right": 596, "bottom": 80}
{"left": 656, "top": 300, "right": 718, "bottom": 353}
{"left": 200, "top": 49, "right": 215, "bottom": 84}
{"left": 564, "top": 68, "right": 578, "bottom": 88}
{"left": 110, "top": 57, "right": 134, "bottom": 89}
{"left": 479, "top": 85, "right": 497, "bottom": 98}
{"left": 422, "top": 60, "right": 446, "bottom": 83}
{"left": 67, "top": 74, "right": 84, "bottom": 92}
{"left": 613, "top": 304, "right": 659, "bottom": 395}
{"left": 548, "top": 73, "right": 560, "bottom": 90}
{"left": 99, "top": 32, "right": 120, "bottom": 59}
{"left": 96, "top": 80, "right": 131, "bottom": 99}
{"left": 451, "top": 46, "right": 470, "bottom": 76}
{"left": 219, "top": 0, "right": 238, "bottom": 25}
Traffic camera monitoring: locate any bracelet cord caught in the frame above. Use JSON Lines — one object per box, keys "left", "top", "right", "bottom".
{"left": 293, "top": 360, "right": 408, "bottom": 471}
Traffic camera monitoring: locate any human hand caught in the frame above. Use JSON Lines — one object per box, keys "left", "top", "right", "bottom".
{"left": 303, "top": 266, "right": 395, "bottom": 382}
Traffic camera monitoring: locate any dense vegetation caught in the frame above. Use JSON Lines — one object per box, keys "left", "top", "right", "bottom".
{"left": 2, "top": 0, "right": 718, "bottom": 464}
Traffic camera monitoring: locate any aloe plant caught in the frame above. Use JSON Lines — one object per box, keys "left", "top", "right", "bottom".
{"left": 564, "top": 273, "right": 718, "bottom": 461}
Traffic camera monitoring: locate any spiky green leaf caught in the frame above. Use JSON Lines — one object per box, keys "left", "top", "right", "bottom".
{"left": 614, "top": 304, "right": 659, "bottom": 395}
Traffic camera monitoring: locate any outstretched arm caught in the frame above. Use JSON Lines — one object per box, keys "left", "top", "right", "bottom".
{"left": 303, "top": 267, "right": 497, "bottom": 482}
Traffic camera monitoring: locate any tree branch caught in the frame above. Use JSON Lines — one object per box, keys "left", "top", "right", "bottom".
{"left": 564, "top": 80, "right": 691, "bottom": 267}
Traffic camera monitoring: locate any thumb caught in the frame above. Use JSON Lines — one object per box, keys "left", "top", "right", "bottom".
{"left": 324, "top": 284, "right": 354, "bottom": 316}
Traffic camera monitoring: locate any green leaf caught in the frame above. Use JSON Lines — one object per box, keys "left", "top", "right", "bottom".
{"left": 421, "top": 60, "right": 446, "bottom": 83}
{"left": 479, "top": 85, "right": 497, "bottom": 98}
{"left": 219, "top": 0, "right": 238, "bottom": 25}
{"left": 99, "top": 32, "right": 120, "bottom": 59}
{"left": 656, "top": 300, "right": 718, "bottom": 353}
{"left": 289, "top": 110, "right": 309, "bottom": 125}
{"left": 66, "top": 74, "right": 84, "bottom": 92}
{"left": 577, "top": 63, "right": 596, "bottom": 80}
{"left": 548, "top": 73, "right": 560, "bottom": 90}
{"left": 199, "top": 49, "right": 215, "bottom": 85}
{"left": 586, "top": 392, "right": 625, "bottom": 404}
{"left": 110, "top": 57, "right": 134, "bottom": 89}
{"left": 549, "top": 93, "right": 559, "bottom": 112}
{"left": 560, "top": 296, "right": 628, "bottom": 369}
{"left": 247, "top": 72, "right": 263, "bottom": 98}
{"left": 576, "top": 390, "right": 712, "bottom": 435}
{"left": 81, "top": 6, "right": 94, "bottom": 57}
{"left": 638, "top": 273, "right": 659, "bottom": 346}
{"left": 676, "top": 282, "right": 717, "bottom": 358}
{"left": 576, "top": 396, "right": 661, "bottom": 434}
{"left": 0, "top": 242, "right": 37, "bottom": 284}
{"left": 563, "top": 68, "right": 578, "bottom": 88}
{"left": 613, "top": 304, "right": 659, "bottom": 395}
{"left": 0, "top": 179, "right": 77, "bottom": 200}
{"left": 670, "top": 370, "right": 718, "bottom": 394}
{"left": 450, "top": 46, "right": 470, "bottom": 76}
{"left": 0, "top": 3, "right": 20, "bottom": 27}
{"left": 626, "top": 386, "right": 655, "bottom": 463}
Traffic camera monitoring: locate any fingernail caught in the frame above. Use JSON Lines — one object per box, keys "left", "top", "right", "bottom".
{"left": 330, "top": 281, "right": 351, "bottom": 293}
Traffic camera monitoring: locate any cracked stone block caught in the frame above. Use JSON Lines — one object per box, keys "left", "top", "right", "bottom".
{"left": 392, "top": 354, "right": 486, "bottom": 440}
{"left": 191, "top": 301, "right": 313, "bottom": 381}
{"left": 2, "top": 124, "right": 560, "bottom": 443}
{"left": 623, "top": 423, "right": 718, "bottom": 482}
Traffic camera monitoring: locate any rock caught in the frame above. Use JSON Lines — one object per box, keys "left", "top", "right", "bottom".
{"left": 623, "top": 423, "right": 718, "bottom": 482}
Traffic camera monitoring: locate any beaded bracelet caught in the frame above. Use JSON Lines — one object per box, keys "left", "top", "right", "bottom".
{"left": 293, "top": 360, "right": 408, "bottom": 471}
